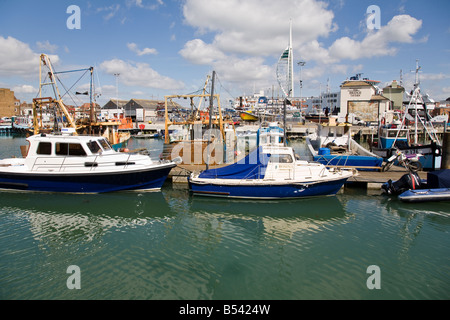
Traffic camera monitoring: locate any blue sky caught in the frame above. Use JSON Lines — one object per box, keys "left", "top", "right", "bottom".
{"left": 0, "top": 0, "right": 449, "bottom": 108}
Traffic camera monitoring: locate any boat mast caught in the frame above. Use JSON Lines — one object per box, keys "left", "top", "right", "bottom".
{"left": 89, "top": 66, "right": 95, "bottom": 134}
{"left": 395, "top": 59, "right": 440, "bottom": 146}
{"left": 413, "top": 59, "right": 421, "bottom": 144}
{"left": 206, "top": 71, "right": 216, "bottom": 170}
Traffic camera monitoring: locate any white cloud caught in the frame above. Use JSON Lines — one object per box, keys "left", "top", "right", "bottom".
{"left": 300, "top": 40, "right": 336, "bottom": 65}
{"left": 183, "top": 0, "right": 334, "bottom": 57}
{"left": 12, "top": 84, "right": 37, "bottom": 94}
{"left": 126, "top": 0, "right": 164, "bottom": 10}
{"left": 215, "top": 56, "right": 273, "bottom": 83}
{"left": 442, "top": 87, "right": 450, "bottom": 96}
{"left": 179, "top": 1, "right": 426, "bottom": 96}
{"left": 179, "top": 39, "right": 226, "bottom": 65}
{"left": 328, "top": 15, "right": 422, "bottom": 61}
{"left": 36, "top": 40, "right": 58, "bottom": 53}
{"left": 420, "top": 73, "right": 448, "bottom": 81}
{"left": 0, "top": 36, "right": 59, "bottom": 77}
{"left": 127, "top": 43, "right": 158, "bottom": 56}
{"left": 97, "top": 4, "right": 121, "bottom": 21}
{"left": 180, "top": 0, "right": 336, "bottom": 90}
{"left": 99, "top": 59, "right": 184, "bottom": 90}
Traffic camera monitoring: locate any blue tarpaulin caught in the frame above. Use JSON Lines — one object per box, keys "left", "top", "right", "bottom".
{"left": 427, "top": 169, "right": 450, "bottom": 188}
{"left": 198, "top": 147, "right": 270, "bottom": 179}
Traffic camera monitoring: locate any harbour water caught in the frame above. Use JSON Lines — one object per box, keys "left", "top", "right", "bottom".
{"left": 0, "top": 135, "right": 449, "bottom": 300}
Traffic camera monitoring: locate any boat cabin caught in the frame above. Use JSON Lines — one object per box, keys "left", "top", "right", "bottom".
{"left": 379, "top": 127, "right": 409, "bottom": 149}
{"left": 23, "top": 134, "right": 116, "bottom": 159}
{"left": 258, "top": 123, "right": 284, "bottom": 147}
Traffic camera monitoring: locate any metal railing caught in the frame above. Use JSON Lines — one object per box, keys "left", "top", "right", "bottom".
{"left": 30, "top": 152, "right": 137, "bottom": 172}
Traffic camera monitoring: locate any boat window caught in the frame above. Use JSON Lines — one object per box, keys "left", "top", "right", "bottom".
{"left": 56, "top": 143, "right": 87, "bottom": 156}
{"left": 269, "top": 154, "right": 293, "bottom": 164}
{"left": 98, "top": 139, "right": 112, "bottom": 151}
{"left": 36, "top": 142, "right": 52, "bottom": 155}
{"left": 87, "top": 141, "right": 102, "bottom": 154}
{"left": 269, "top": 135, "right": 283, "bottom": 145}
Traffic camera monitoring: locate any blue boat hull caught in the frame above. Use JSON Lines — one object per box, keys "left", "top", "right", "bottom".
{"left": 399, "top": 188, "right": 450, "bottom": 203}
{"left": 0, "top": 165, "right": 175, "bottom": 193}
{"left": 189, "top": 178, "right": 348, "bottom": 199}
{"left": 313, "top": 155, "right": 382, "bottom": 171}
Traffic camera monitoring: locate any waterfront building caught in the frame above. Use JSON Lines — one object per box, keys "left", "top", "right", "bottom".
{"left": 382, "top": 80, "right": 405, "bottom": 110}
{"left": 100, "top": 99, "right": 128, "bottom": 120}
{"left": 433, "top": 97, "right": 450, "bottom": 118}
{"left": 339, "top": 77, "right": 390, "bottom": 122}
{"left": 18, "top": 102, "right": 34, "bottom": 117}
{"left": 123, "top": 99, "right": 166, "bottom": 122}
{"left": 0, "top": 88, "right": 20, "bottom": 118}
{"left": 304, "top": 92, "right": 340, "bottom": 115}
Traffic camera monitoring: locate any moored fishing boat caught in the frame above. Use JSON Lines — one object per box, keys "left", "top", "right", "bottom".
{"left": 0, "top": 131, "right": 178, "bottom": 193}
{"left": 306, "top": 123, "right": 383, "bottom": 171}
{"left": 239, "top": 110, "right": 259, "bottom": 121}
{"left": 369, "top": 62, "right": 442, "bottom": 170}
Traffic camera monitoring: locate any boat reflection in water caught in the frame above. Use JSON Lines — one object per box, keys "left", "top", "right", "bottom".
{"left": 0, "top": 191, "right": 173, "bottom": 244}
{"left": 189, "top": 194, "right": 348, "bottom": 241}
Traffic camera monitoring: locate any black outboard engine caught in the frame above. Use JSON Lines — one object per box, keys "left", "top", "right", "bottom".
{"left": 382, "top": 171, "right": 422, "bottom": 195}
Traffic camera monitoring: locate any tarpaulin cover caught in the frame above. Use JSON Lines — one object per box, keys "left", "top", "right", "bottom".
{"left": 198, "top": 147, "right": 270, "bottom": 179}
{"left": 427, "top": 169, "right": 450, "bottom": 188}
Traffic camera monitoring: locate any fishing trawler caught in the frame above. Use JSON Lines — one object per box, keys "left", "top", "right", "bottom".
{"left": 369, "top": 61, "right": 442, "bottom": 170}
{"left": 306, "top": 122, "right": 383, "bottom": 171}
{"left": 32, "top": 54, "right": 130, "bottom": 150}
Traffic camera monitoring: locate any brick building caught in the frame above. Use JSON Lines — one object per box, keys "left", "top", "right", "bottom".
{"left": 0, "top": 88, "right": 20, "bottom": 118}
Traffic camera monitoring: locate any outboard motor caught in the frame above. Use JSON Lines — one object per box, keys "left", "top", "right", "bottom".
{"left": 382, "top": 171, "right": 422, "bottom": 195}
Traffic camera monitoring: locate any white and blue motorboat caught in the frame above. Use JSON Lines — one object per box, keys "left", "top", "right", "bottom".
{"left": 306, "top": 123, "right": 383, "bottom": 171}
{"left": 382, "top": 169, "right": 450, "bottom": 203}
{"left": 188, "top": 123, "right": 354, "bottom": 199}
{"left": 0, "top": 133, "right": 178, "bottom": 193}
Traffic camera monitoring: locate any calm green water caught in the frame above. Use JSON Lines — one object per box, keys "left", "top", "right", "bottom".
{"left": 0, "top": 135, "right": 449, "bottom": 300}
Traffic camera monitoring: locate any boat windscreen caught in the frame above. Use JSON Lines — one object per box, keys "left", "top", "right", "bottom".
{"left": 98, "top": 139, "right": 112, "bottom": 151}
{"left": 87, "top": 140, "right": 102, "bottom": 154}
